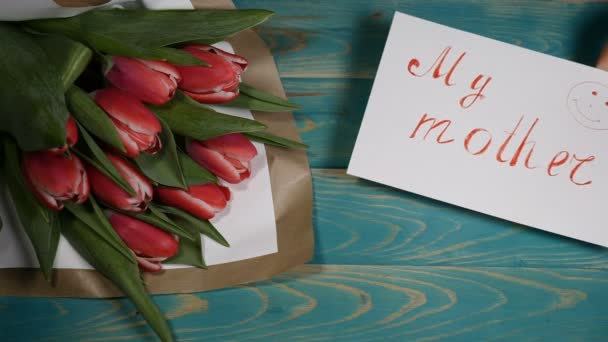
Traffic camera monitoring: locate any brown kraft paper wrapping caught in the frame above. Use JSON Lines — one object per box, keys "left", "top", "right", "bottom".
{"left": 0, "top": 0, "right": 314, "bottom": 297}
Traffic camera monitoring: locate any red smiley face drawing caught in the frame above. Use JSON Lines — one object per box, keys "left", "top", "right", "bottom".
{"left": 567, "top": 81, "right": 608, "bottom": 130}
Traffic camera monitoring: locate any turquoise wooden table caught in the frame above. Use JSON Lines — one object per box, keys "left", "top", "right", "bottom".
{"left": 3, "top": 1, "right": 608, "bottom": 341}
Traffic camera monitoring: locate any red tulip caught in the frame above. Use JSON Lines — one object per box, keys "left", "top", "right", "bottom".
{"left": 156, "top": 184, "right": 231, "bottom": 220}
{"left": 22, "top": 151, "right": 89, "bottom": 210}
{"left": 106, "top": 56, "right": 181, "bottom": 105}
{"left": 48, "top": 115, "right": 79, "bottom": 154}
{"left": 86, "top": 152, "right": 153, "bottom": 212}
{"left": 176, "top": 44, "right": 248, "bottom": 104}
{"left": 94, "top": 88, "right": 162, "bottom": 158}
{"left": 107, "top": 212, "right": 179, "bottom": 272}
{"left": 598, "top": 44, "right": 608, "bottom": 71}
{"left": 186, "top": 133, "right": 257, "bottom": 184}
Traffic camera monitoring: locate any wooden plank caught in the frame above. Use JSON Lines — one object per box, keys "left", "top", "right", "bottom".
{"left": 234, "top": 0, "right": 608, "bottom": 78}
{"left": 3, "top": 2, "right": 607, "bottom": 341}
{"left": 283, "top": 77, "right": 371, "bottom": 168}
{"left": 309, "top": 169, "right": 608, "bottom": 268}
{"left": 1, "top": 265, "right": 607, "bottom": 341}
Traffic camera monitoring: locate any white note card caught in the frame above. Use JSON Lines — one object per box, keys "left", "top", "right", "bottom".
{"left": 348, "top": 12, "right": 608, "bottom": 247}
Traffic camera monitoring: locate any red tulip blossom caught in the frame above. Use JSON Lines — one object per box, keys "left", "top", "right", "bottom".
{"left": 94, "top": 88, "right": 162, "bottom": 158}
{"left": 187, "top": 133, "right": 257, "bottom": 184}
{"left": 22, "top": 151, "right": 89, "bottom": 210}
{"left": 106, "top": 56, "right": 181, "bottom": 105}
{"left": 86, "top": 152, "right": 153, "bottom": 212}
{"left": 155, "top": 184, "right": 231, "bottom": 220}
{"left": 176, "top": 44, "right": 248, "bottom": 103}
{"left": 107, "top": 212, "right": 179, "bottom": 272}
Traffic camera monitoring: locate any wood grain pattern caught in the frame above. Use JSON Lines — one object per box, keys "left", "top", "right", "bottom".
{"left": 284, "top": 78, "right": 372, "bottom": 167}
{"left": 2, "top": 265, "right": 608, "bottom": 341}
{"left": 244, "top": 0, "right": 608, "bottom": 79}
{"left": 3, "top": 0, "right": 608, "bottom": 341}
{"left": 309, "top": 169, "right": 608, "bottom": 267}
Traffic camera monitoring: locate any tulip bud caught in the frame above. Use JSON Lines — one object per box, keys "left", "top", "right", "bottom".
{"left": 94, "top": 88, "right": 162, "bottom": 158}
{"left": 107, "top": 211, "right": 179, "bottom": 272}
{"left": 106, "top": 57, "right": 181, "bottom": 105}
{"left": 176, "top": 44, "right": 248, "bottom": 104}
{"left": 86, "top": 152, "right": 153, "bottom": 212}
{"left": 186, "top": 133, "right": 257, "bottom": 184}
{"left": 22, "top": 151, "right": 89, "bottom": 210}
{"left": 156, "top": 184, "right": 230, "bottom": 220}
{"left": 47, "top": 115, "right": 79, "bottom": 154}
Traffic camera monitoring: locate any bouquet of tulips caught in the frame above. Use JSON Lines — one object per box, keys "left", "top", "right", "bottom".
{"left": 0, "top": 7, "right": 304, "bottom": 342}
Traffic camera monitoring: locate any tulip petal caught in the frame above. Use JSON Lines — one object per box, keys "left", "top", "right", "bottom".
{"left": 22, "top": 151, "right": 89, "bottom": 210}
{"left": 182, "top": 89, "right": 240, "bottom": 104}
{"left": 112, "top": 118, "right": 144, "bottom": 158}
{"left": 108, "top": 152, "right": 154, "bottom": 206}
{"left": 112, "top": 117, "right": 163, "bottom": 156}
{"left": 225, "top": 156, "right": 248, "bottom": 173}
{"left": 108, "top": 212, "right": 179, "bottom": 258}
{"left": 187, "top": 134, "right": 256, "bottom": 184}
{"left": 176, "top": 45, "right": 248, "bottom": 104}
{"left": 108, "top": 57, "right": 179, "bottom": 106}
{"left": 239, "top": 168, "right": 251, "bottom": 182}
{"left": 190, "top": 44, "right": 248, "bottom": 71}
{"left": 73, "top": 156, "right": 90, "bottom": 204}
{"left": 177, "top": 47, "right": 242, "bottom": 93}
{"left": 139, "top": 59, "right": 181, "bottom": 84}
{"left": 136, "top": 256, "right": 164, "bottom": 272}
{"left": 66, "top": 115, "right": 79, "bottom": 148}
{"left": 87, "top": 152, "right": 152, "bottom": 212}
{"left": 86, "top": 165, "right": 135, "bottom": 210}
{"left": 95, "top": 88, "right": 162, "bottom": 135}
{"left": 25, "top": 175, "right": 62, "bottom": 210}
{"left": 225, "top": 156, "right": 251, "bottom": 182}
{"left": 155, "top": 184, "right": 230, "bottom": 220}
{"left": 187, "top": 141, "right": 241, "bottom": 183}
{"left": 218, "top": 184, "right": 231, "bottom": 201}
{"left": 127, "top": 129, "right": 162, "bottom": 155}
{"left": 204, "top": 133, "right": 258, "bottom": 161}
{"left": 188, "top": 184, "right": 230, "bottom": 212}
{"left": 156, "top": 187, "right": 216, "bottom": 220}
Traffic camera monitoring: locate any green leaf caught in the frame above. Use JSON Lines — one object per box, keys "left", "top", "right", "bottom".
{"left": 0, "top": 23, "right": 68, "bottom": 151}
{"left": 124, "top": 210, "right": 196, "bottom": 242}
{"left": 224, "top": 83, "right": 301, "bottom": 112}
{"left": 147, "top": 203, "right": 178, "bottom": 226}
{"left": 245, "top": 131, "right": 309, "bottom": 149}
{"left": 67, "top": 86, "right": 125, "bottom": 152}
{"left": 178, "top": 149, "right": 218, "bottom": 185}
{"left": 239, "top": 84, "right": 300, "bottom": 108}
{"left": 1, "top": 137, "right": 60, "bottom": 281}
{"left": 156, "top": 205, "right": 229, "bottom": 247}
{"left": 151, "top": 92, "right": 266, "bottom": 140}
{"left": 74, "top": 124, "right": 136, "bottom": 196}
{"left": 27, "top": 17, "right": 204, "bottom": 66}
{"left": 149, "top": 47, "right": 207, "bottom": 66}
{"left": 164, "top": 217, "right": 206, "bottom": 269}
{"left": 60, "top": 210, "right": 174, "bottom": 342}
{"left": 135, "top": 117, "right": 187, "bottom": 189}
{"left": 63, "top": 200, "right": 134, "bottom": 263}
{"left": 34, "top": 34, "right": 92, "bottom": 92}
{"left": 28, "top": 9, "right": 274, "bottom": 49}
